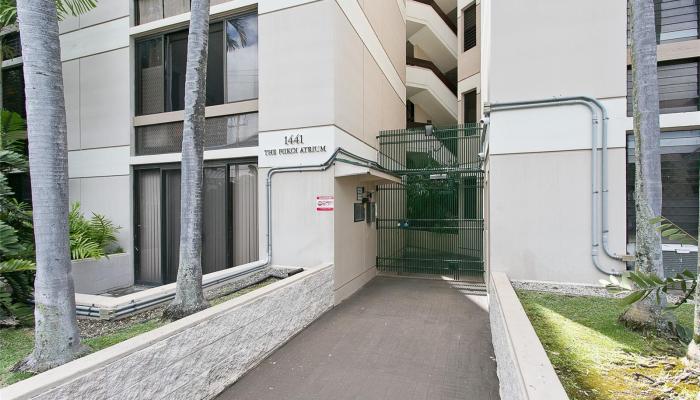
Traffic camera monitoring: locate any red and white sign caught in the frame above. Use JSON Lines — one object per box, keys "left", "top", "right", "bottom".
{"left": 316, "top": 195, "right": 334, "bottom": 211}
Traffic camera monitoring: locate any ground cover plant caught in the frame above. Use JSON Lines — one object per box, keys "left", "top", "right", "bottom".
{"left": 517, "top": 290, "right": 700, "bottom": 400}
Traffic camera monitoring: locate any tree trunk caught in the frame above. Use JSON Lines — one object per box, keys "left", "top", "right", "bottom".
{"left": 163, "top": 0, "right": 210, "bottom": 320}
{"left": 12, "top": 0, "right": 85, "bottom": 372}
{"left": 622, "top": 0, "right": 669, "bottom": 330}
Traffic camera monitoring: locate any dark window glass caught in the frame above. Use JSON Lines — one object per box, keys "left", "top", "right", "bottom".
{"left": 2, "top": 32, "right": 21, "bottom": 59}
{"left": 627, "top": 1, "right": 699, "bottom": 44}
{"left": 135, "top": 161, "right": 258, "bottom": 285}
{"left": 627, "top": 130, "right": 700, "bottom": 242}
{"left": 135, "top": 14, "right": 257, "bottom": 116}
{"left": 2, "top": 66, "right": 25, "bottom": 118}
{"left": 627, "top": 60, "right": 699, "bottom": 116}
{"left": 463, "top": 4, "right": 477, "bottom": 52}
{"left": 166, "top": 31, "right": 188, "bottom": 112}
{"left": 226, "top": 13, "right": 258, "bottom": 102}
{"left": 136, "top": 38, "right": 164, "bottom": 115}
{"left": 464, "top": 90, "right": 477, "bottom": 123}
{"left": 655, "top": 0, "right": 699, "bottom": 43}
{"left": 207, "top": 23, "right": 224, "bottom": 106}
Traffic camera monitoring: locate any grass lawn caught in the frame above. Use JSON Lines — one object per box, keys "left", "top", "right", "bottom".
{"left": 0, "top": 278, "right": 278, "bottom": 388}
{"left": 517, "top": 290, "right": 700, "bottom": 400}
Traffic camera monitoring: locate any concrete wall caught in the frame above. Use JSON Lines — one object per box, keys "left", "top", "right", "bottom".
{"left": 487, "top": 149, "right": 626, "bottom": 283}
{"left": 257, "top": 0, "right": 405, "bottom": 303}
{"left": 489, "top": 272, "right": 569, "bottom": 400}
{"left": 72, "top": 253, "right": 132, "bottom": 295}
{"left": 333, "top": 176, "right": 377, "bottom": 303}
{"left": 334, "top": 0, "right": 406, "bottom": 148}
{"left": 483, "top": 0, "right": 626, "bottom": 103}
{"left": 1, "top": 265, "right": 334, "bottom": 400}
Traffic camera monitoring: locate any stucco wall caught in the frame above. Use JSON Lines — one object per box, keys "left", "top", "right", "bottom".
{"left": 72, "top": 253, "right": 132, "bottom": 295}
{"left": 333, "top": 176, "right": 377, "bottom": 303}
{"left": 483, "top": 0, "right": 626, "bottom": 103}
{"left": 488, "top": 148, "right": 626, "bottom": 283}
{"left": 489, "top": 272, "right": 569, "bottom": 400}
{"left": 1, "top": 265, "right": 334, "bottom": 400}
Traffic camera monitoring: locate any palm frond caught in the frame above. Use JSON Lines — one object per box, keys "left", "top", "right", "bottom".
{"left": 0, "top": 0, "right": 97, "bottom": 28}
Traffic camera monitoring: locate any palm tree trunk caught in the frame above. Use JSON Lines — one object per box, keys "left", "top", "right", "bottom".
{"left": 12, "top": 0, "right": 84, "bottom": 372}
{"left": 163, "top": 0, "right": 210, "bottom": 320}
{"left": 622, "top": 0, "right": 669, "bottom": 329}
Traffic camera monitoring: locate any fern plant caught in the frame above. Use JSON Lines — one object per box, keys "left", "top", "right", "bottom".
{"left": 0, "top": 220, "right": 35, "bottom": 326}
{"left": 68, "top": 202, "right": 120, "bottom": 260}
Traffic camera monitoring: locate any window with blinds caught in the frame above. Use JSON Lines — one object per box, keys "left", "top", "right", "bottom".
{"left": 135, "top": 161, "right": 258, "bottom": 285}
{"left": 627, "top": 59, "right": 699, "bottom": 116}
{"left": 463, "top": 4, "right": 477, "bottom": 52}
{"left": 626, "top": 130, "right": 700, "bottom": 242}
{"left": 627, "top": 0, "right": 699, "bottom": 44}
{"left": 135, "top": 112, "right": 259, "bottom": 156}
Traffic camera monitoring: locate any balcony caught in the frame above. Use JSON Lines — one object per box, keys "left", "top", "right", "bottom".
{"left": 406, "top": 0, "right": 458, "bottom": 74}
{"left": 406, "top": 57, "right": 458, "bottom": 124}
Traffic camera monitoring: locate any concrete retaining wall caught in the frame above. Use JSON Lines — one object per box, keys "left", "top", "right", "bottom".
{"left": 489, "top": 271, "right": 569, "bottom": 400}
{"left": 1, "top": 264, "right": 334, "bottom": 400}
{"left": 72, "top": 253, "right": 132, "bottom": 295}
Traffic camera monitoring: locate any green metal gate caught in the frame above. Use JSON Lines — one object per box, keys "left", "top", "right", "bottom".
{"left": 376, "top": 124, "right": 485, "bottom": 281}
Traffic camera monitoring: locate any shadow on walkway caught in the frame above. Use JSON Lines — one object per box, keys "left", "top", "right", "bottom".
{"left": 216, "top": 276, "right": 499, "bottom": 400}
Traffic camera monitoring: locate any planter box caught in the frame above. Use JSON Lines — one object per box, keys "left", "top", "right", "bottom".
{"left": 489, "top": 272, "right": 569, "bottom": 400}
{"left": 71, "top": 253, "right": 132, "bottom": 295}
{"left": 0, "top": 264, "right": 334, "bottom": 400}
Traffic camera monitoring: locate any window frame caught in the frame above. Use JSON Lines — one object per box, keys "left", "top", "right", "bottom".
{"left": 463, "top": 3, "right": 477, "bottom": 52}
{"left": 134, "top": 10, "right": 258, "bottom": 116}
{"left": 133, "top": 158, "right": 259, "bottom": 285}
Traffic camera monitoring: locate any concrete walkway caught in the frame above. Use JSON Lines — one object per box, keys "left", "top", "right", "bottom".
{"left": 216, "top": 276, "right": 500, "bottom": 400}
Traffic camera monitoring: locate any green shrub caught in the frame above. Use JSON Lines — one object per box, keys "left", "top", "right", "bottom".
{"left": 68, "top": 202, "right": 121, "bottom": 260}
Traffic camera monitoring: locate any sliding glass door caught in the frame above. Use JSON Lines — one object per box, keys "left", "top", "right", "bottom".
{"left": 135, "top": 160, "right": 258, "bottom": 285}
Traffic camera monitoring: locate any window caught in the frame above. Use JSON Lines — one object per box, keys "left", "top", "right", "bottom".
{"left": 463, "top": 4, "right": 476, "bottom": 52}
{"left": 2, "top": 66, "right": 25, "bottom": 118}
{"left": 2, "top": 32, "right": 21, "bottom": 59}
{"left": 135, "top": 112, "right": 259, "bottom": 155}
{"left": 626, "top": 130, "right": 700, "bottom": 242}
{"left": 137, "top": 0, "right": 190, "bottom": 25}
{"left": 135, "top": 12, "right": 258, "bottom": 115}
{"left": 627, "top": 0, "right": 699, "bottom": 44}
{"left": 463, "top": 90, "right": 477, "bottom": 124}
{"left": 135, "top": 161, "right": 258, "bottom": 285}
{"left": 655, "top": 0, "right": 698, "bottom": 43}
{"left": 627, "top": 59, "right": 699, "bottom": 116}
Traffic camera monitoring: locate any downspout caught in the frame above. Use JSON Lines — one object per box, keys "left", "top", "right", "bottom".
{"left": 484, "top": 96, "right": 625, "bottom": 276}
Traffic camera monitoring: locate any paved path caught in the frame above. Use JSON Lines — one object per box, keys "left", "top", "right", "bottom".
{"left": 216, "top": 276, "right": 500, "bottom": 400}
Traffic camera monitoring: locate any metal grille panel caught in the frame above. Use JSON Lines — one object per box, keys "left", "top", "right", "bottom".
{"left": 135, "top": 113, "right": 258, "bottom": 155}
{"left": 377, "top": 125, "right": 485, "bottom": 281}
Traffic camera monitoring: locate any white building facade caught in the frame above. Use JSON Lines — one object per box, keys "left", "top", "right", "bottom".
{"left": 1, "top": 0, "right": 698, "bottom": 295}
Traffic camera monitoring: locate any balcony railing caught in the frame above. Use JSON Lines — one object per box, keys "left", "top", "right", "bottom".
{"left": 407, "top": 56, "right": 457, "bottom": 94}
{"left": 412, "top": 0, "right": 457, "bottom": 34}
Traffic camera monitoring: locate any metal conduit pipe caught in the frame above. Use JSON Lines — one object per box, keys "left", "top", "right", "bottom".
{"left": 266, "top": 147, "right": 389, "bottom": 259}
{"left": 75, "top": 148, "right": 384, "bottom": 319}
{"left": 484, "top": 96, "right": 624, "bottom": 276}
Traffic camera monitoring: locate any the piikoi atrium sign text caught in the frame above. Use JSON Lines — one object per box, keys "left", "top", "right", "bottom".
{"left": 263, "top": 134, "right": 328, "bottom": 156}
